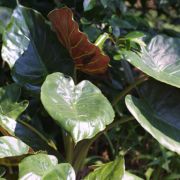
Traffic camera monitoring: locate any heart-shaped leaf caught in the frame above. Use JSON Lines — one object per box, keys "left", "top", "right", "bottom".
{"left": 84, "top": 156, "right": 124, "bottom": 180}
{"left": 19, "top": 154, "right": 75, "bottom": 180}
{"left": 0, "top": 136, "right": 30, "bottom": 166}
{"left": 125, "top": 80, "right": 180, "bottom": 154}
{"left": 48, "top": 7, "right": 110, "bottom": 75}
{"left": 41, "top": 72, "right": 114, "bottom": 143}
{"left": 2, "top": 5, "right": 73, "bottom": 93}
{"left": 123, "top": 35, "right": 180, "bottom": 88}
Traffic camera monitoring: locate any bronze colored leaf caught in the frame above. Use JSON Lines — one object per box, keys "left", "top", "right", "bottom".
{"left": 48, "top": 7, "right": 110, "bottom": 75}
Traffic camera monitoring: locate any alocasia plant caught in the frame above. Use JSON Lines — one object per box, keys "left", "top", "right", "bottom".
{"left": 0, "top": 1, "right": 179, "bottom": 180}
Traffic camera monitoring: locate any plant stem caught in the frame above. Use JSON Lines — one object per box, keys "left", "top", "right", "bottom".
{"left": 73, "top": 68, "right": 77, "bottom": 84}
{"left": 66, "top": 135, "right": 74, "bottom": 163}
{"left": 8, "top": 166, "right": 13, "bottom": 174}
{"left": 73, "top": 140, "right": 91, "bottom": 172}
{"left": 112, "top": 75, "right": 148, "bottom": 106}
{"left": 17, "top": 119, "right": 57, "bottom": 150}
{"left": 104, "top": 132, "right": 115, "bottom": 157}
{"left": 63, "top": 131, "right": 74, "bottom": 164}
{"left": 105, "top": 116, "right": 134, "bottom": 131}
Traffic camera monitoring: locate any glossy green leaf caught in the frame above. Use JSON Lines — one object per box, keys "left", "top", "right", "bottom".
{"left": 41, "top": 72, "right": 115, "bottom": 143}
{"left": 123, "top": 31, "right": 146, "bottom": 47}
{"left": 123, "top": 35, "right": 180, "bottom": 88}
{"left": 0, "top": 136, "right": 29, "bottom": 158}
{"left": 84, "top": 156, "right": 124, "bottom": 180}
{"left": 125, "top": 80, "right": 180, "bottom": 154}
{"left": 19, "top": 154, "right": 75, "bottom": 180}
{"left": 0, "top": 84, "right": 59, "bottom": 157}
{"left": 2, "top": 5, "right": 73, "bottom": 93}
{"left": 42, "top": 164, "right": 75, "bottom": 180}
{"left": 19, "top": 154, "right": 58, "bottom": 179}
{"left": 83, "top": 0, "right": 96, "bottom": 11}
{"left": 0, "top": 136, "right": 30, "bottom": 165}
{"left": 0, "top": 7, "right": 12, "bottom": 34}
{"left": 124, "top": 31, "right": 145, "bottom": 39}
{"left": 122, "top": 171, "right": 143, "bottom": 180}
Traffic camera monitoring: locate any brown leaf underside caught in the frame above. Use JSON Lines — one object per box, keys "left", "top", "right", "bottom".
{"left": 48, "top": 7, "right": 110, "bottom": 75}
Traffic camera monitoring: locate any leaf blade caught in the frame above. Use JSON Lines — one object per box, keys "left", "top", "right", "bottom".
{"left": 123, "top": 35, "right": 180, "bottom": 88}
{"left": 48, "top": 7, "right": 110, "bottom": 75}
{"left": 19, "top": 154, "right": 75, "bottom": 180}
{"left": 0, "top": 136, "right": 30, "bottom": 166}
{"left": 84, "top": 156, "right": 124, "bottom": 180}
{"left": 125, "top": 80, "right": 180, "bottom": 154}
{"left": 41, "top": 72, "right": 114, "bottom": 143}
{"left": 19, "top": 154, "right": 58, "bottom": 179}
{"left": 2, "top": 5, "right": 73, "bottom": 93}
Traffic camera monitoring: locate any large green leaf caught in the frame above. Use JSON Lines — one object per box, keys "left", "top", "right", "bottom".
{"left": 19, "top": 154, "right": 75, "bottom": 180}
{"left": 41, "top": 72, "right": 115, "bottom": 143}
{"left": 123, "top": 35, "right": 180, "bottom": 88}
{"left": 0, "top": 136, "right": 29, "bottom": 158}
{"left": 2, "top": 5, "right": 73, "bottom": 93}
{"left": 0, "top": 136, "right": 30, "bottom": 166}
{"left": 0, "top": 84, "right": 60, "bottom": 157}
{"left": 125, "top": 80, "right": 180, "bottom": 154}
{"left": 84, "top": 156, "right": 124, "bottom": 180}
